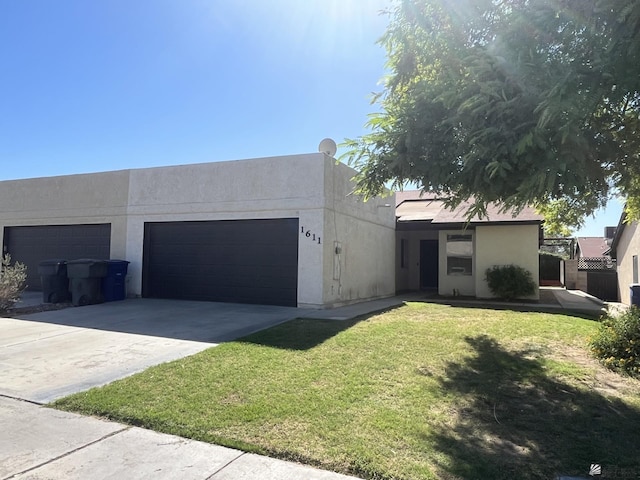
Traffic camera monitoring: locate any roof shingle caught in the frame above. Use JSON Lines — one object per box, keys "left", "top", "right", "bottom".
{"left": 395, "top": 191, "right": 543, "bottom": 224}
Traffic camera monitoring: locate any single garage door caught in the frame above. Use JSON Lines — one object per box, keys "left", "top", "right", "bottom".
{"left": 142, "top": 218, "right": 299, "bottom": 307}
{"left": 3, "top": 224, "right": 111, "bottom": 290}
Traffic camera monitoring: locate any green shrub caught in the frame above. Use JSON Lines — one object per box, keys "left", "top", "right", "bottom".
{"left": 485, "top": 264, "right": 536, "bottom": 300}
{"left": 0, "top": 253, "right": 27, "bottom": 312}
{"left": 589, "top": 307, "right": 640, "bottom": 377}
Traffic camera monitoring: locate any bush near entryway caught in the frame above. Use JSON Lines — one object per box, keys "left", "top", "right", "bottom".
{"left": 0, "top": 253, "right": 27, "bottom": 312}
{"left": 589, "top": 307, "right": 640, "bottom": 378}
{"left": 485, "top": 264, "right": 536, "bottom": 300}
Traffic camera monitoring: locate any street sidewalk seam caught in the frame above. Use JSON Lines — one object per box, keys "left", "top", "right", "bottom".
{"left": 2, "top": 426, "right": 131, "bottom": 480}
{"left": 205, "top": 451, "right": 247, "bottom": 479}
{"left": 0, "top": 394, "right": 43, "bottom": 406}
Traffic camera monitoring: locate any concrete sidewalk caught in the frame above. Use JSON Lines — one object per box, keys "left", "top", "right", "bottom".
{"left": 548, "top": 287, "right": 608, "bottom": 316}
{"left": 1, "top": 397, "right": 359, "bottom": 480}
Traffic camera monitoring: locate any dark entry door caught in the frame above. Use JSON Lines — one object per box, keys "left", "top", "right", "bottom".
{"left": 142, "top": 218, "right": 299, "bottom": 307}
{"left": 420, "top": 240, "right": 439, "bottom": 289}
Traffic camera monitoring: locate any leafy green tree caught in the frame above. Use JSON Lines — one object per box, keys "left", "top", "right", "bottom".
{"left": 343, "top": 0, "right": 640, "bottom": 231}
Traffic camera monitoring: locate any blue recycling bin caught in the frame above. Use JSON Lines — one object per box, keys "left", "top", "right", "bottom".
{"left": 102, "top": 260, "right": 130, "bottom": 302}
{"left": 630, "top": 284, "right": 640, "bottom": 307}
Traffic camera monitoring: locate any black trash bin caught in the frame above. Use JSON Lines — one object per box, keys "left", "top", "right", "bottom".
{"left": 630, "top": 284, "right": 640, "bottom": 307}
{"left": 37, "top": 259, "right": 70, "bottom": 303}
{"left": 67, "top": 259, "right": 108, "bottom": 306}
{"left": 102, "top": 260, "right": 130, "bottom": 302}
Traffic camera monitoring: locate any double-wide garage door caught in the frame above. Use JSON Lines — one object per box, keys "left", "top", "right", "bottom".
{"left": 3, "top": 224, "right": 111, "bottom": 290}
{"left": 142, "top": 219, "right": 299, "bottom": 307}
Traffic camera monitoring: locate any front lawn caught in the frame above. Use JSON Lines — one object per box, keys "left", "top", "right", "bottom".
{"left": 53, "top": 303, "right": 640, "bottom": 480}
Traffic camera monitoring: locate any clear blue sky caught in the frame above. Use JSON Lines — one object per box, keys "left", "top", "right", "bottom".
{"left": 0, "top": 0, "right": 621, "bottom": 236}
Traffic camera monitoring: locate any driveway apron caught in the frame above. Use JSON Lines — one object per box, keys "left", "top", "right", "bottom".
{"left": 0, "top": 298, "right": 304, "bottom": 404}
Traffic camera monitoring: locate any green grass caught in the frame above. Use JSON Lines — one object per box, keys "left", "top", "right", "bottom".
{"left": 52, "top": 302, "right": 640, "bottom": 480}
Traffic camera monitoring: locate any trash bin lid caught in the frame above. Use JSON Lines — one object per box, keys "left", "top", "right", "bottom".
{"left": 105, "top": 259, "right": 129, "bottom": 275}
{"left": 67, "top": 258, "right": 105, "bottom": 265}
{"left": 38, "top": 259, "right": 67, "bottom": 266}
{"left": 66, "top": 259, "right": 109, "bottom": 278}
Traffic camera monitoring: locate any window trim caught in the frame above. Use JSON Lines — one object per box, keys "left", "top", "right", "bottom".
{"left": 446, "top": 233, "right": 473, "bottom": 276}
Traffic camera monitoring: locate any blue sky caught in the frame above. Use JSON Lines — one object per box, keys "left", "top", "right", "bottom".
{"left": 0, "top": 0, "right": 621, "bottom": 236}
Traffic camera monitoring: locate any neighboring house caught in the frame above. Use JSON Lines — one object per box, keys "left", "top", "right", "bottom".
{"left": 610, "top": 211, "right": 639, "bottom": 305}
{"left": 575, "top": 236, "right": 612, "bottom": 259}
{"left": 0, "top": 154, "right": 396, "bottom": 308}
{"left": 570, "top": 231, "right": 618, "bottom": 301}
{"left": 575, "top": 230, "right": 616, "bottom": 268}
{"left": 395, "top": 191, "right": 543, "bottom": 299}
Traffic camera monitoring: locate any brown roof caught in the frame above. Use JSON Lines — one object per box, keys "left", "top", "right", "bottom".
{"left": 395, "top": 190, "right": 543, "bottom": 224}
{"left": 576, "top": 237, "right": 611, "bottom": 258}
{"left": 394, "top": 190, "right": 441, "bottom": 207}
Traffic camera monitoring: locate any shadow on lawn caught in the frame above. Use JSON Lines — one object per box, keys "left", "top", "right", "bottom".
{"left": 239, "top": 317, "right": 364, "bottom": 350}
{"left": 423, "top": 335, "right": 640, "bottom": 480}
{"left": 238, "top": 307, "right": 407, "bottom": 351}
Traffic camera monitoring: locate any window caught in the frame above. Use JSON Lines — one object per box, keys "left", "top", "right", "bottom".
{"left": 633, "top": 255, "right": 638, "bottom": 284}
{"left": 446, "top": 234, "right": 473, "bottom": 275}
{"left": 400, "top": 238, "right": 408, "bottom": 268}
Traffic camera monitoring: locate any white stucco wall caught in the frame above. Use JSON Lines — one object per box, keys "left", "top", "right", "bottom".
{"left": 318, "top": 161, "right": 396, "bottom": 307}
{"left": 475, "top": 224, "right": 540, "bottom": 299}
{"left": 0, "top": 170, "right": 130, "bottom": 260}
{"left": 0, "top": 154, "right": 394, "bottom": 308}
{"left": 615, "top": 221, "right": 640, "bottom": 305}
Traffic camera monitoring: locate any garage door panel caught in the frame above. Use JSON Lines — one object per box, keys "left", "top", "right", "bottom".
{"left": 150, "top": 247, "right": 297, "bottom": 268}
{"left": 3, "top": 224, "right": 111, "bottom": 291}
{"left": 154, "top": 265, "right": 297, "bottom": 287}
{"left": 147, "top": 278, "right": 297, "bottom": 304}
{"left": 143, "top": 219, "right": 298, "bottom": 306}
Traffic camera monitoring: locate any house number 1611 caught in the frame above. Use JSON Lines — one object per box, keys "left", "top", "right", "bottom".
{"left": 300, "top": 226, "right": 321, "bottom": 244}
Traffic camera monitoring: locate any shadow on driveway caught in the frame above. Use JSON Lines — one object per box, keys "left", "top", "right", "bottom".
{"left": 13, "top": 298, "right": 306, "bottom": 343}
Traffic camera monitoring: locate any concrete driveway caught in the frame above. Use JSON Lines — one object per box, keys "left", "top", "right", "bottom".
{"left": 0, "top": 298, "right": 305, "bottom": 404}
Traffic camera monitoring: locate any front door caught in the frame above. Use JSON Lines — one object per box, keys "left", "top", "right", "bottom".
{"left": 420, "top": 240, "right": 439, "bottom": 289}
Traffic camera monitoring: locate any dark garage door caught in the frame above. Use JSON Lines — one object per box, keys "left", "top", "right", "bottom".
{"left": 3, "top": 224, "right": 111, "bottom": 290}
{"left": 142, "top": 218, "right": 299, "bottom": 307}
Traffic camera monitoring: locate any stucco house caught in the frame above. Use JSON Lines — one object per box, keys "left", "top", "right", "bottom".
{"left": 1, "top": 154, "right": 543, "bottom": 307}
{"left": 0, "top": 154, "right": 396, "bottom": 309}
{"left": 610, "top": 211, "right": 639, "bottom": 305}
{"left": 395, "top": 191, "right": 543, "bottom": 299}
